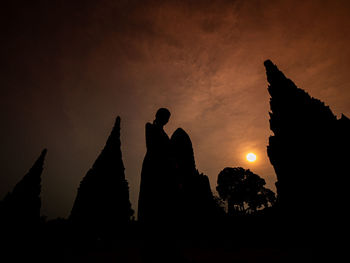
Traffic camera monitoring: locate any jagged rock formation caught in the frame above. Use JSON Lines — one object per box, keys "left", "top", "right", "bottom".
{"left": 264, "top": 60, "right": 350, "bottom": 226}
{"left": 70, "top": 117, "right": 133, "bottom": 237}
{"left": 171, "top": 128, "right": 218, "bottom": 224}
{"left": 0, "top": 149, "right": 47, "bottom": 227}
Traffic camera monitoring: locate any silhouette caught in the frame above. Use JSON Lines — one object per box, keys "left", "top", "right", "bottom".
{"left": 137, "top": 108, "right": 175, "bottom": 223}
{"left": 216, "top": 167, "right": 276, "bottom": 216}
{"left": 0, "top": 61, "right": 326, "bottom": 261}
{"left": 0, "top": 149, "right": 47, "bottom": 261}
{"left": 171, "top": 128, "right": 218, "bottom": 224}
{"left": 138, "top": 110, "right": 219, "bottom": 226}
{"left": 265, "top": 60, "right": 350, "bottom": 234}
{"left": 0, "top": 149, "right": 47, "bottom": 227}
{"left": 69, "top": 117, "right": 133, "bottom": 240}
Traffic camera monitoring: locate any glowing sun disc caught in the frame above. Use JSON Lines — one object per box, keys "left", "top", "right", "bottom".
{"left": 246, "top": 153, "right": 257, "bottom": 162}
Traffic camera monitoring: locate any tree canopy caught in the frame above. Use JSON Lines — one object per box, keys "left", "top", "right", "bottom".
{"left": 216, "top": 167, "right": 276, "bottom": 215}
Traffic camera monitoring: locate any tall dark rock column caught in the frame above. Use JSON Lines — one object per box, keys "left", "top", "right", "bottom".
{"left": 264, "top": 60, "right": 349, "bottom": 231}
{"left": 70, "top": 117, "right": 133, "bottom": 238}
{"left": 0, "top": 149, "right": 47, "bottom": 227}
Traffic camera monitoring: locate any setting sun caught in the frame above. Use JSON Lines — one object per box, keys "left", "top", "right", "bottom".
{"left": 246, "top": 153, "right": 257, "bottom": 162}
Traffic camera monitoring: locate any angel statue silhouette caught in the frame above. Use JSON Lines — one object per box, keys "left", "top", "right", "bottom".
{"left": 138, "top": 108, "right": 216, "bottom": 225}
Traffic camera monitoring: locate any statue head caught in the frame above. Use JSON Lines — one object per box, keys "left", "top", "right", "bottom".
{"left": 155, "top": 108, "right": 171, "bottom": 126}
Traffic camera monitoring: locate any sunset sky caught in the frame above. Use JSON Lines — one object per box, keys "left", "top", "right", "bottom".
{"left": 1, "top": 0, "right": 350, "bottom": 219}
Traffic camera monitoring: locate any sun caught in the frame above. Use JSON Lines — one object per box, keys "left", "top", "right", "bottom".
{"left": 246, "top": 153, "right": 257, "bottom": 162}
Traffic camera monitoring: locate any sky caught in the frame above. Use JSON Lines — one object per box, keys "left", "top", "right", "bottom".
{"left": 1, "top": 0, "right": 350, "bottom": 219}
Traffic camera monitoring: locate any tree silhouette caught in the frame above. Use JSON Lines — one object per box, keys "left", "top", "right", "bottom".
{"left": 247, "top": 188, "right": 276, "bottom": 214}
{"left": 0, "top": 149, "right": 47, "bottom": 227}
{"left": 0, "top": 149, "right": 48, "bottom": 263}
{"left": 70, "top": 117, "right": 133, "bottom": 239}
{"left": 264, "top": 60, "right": 350, "bottom": 229}
{"left": 216, "top": 167, "right": 275, "bottom": 215}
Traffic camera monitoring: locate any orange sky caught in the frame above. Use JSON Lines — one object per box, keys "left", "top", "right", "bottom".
{"left": 1, "top": 0, "right": 350, "bottom": 218}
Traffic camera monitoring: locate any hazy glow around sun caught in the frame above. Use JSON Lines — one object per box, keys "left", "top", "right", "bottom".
{"left": 246, "top": 153, "right": 257, "bottom": 162}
